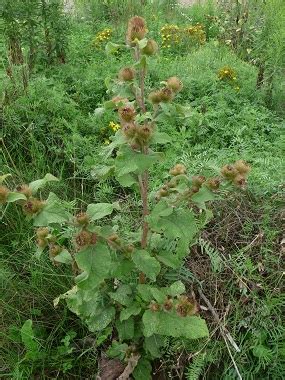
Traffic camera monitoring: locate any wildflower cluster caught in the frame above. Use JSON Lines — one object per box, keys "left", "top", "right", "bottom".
{"left": 218, "top": 66, "right": 240, "bottom": 91}
{"left": 92, "top": 28, "right": 112, "bottom": 49}
{"left": 160, "top": 23, "right": 206, "bottom": 50}
{"left": 218, "top": 66, "right": 237, "bottom": 81}
{"left": 184, "top": 24, "right": 206, "bottom": 45}
{"left": 100, "top": 121, "right": 121, "bottom": 145}
{"left": 161, "top": 24, "right": 180, "bottom": 48}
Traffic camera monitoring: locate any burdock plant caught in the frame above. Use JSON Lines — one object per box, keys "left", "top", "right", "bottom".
{"left": 1, "top": 17, "right": 251, "bottom": 379}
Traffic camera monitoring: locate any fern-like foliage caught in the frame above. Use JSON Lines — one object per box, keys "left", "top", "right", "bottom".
{"left": 199, "top": 237, "right": 224, "bottom": 273}
{"left": 186, "top": 352, "right": 207, "bottom": 380}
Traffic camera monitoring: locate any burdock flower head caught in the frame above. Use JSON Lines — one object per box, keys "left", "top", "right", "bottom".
{"left": 126, "top": 16, "right": 147, "bottom": 45}
{"left": 167, "top": 76, "right": 183, "bottom": 93}
{"left": 118, "top": 67, "right": 136, "bottom": 82}
{"left": 118, "top": 105, "right": 136, "bottom": 122}
{"left": 141, "top": 39, "right": 158, "bottom": 56}
{"left": 0, "top": 185, "right": 9, "bottom": 204}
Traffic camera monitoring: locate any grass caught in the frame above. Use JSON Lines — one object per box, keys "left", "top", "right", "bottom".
{"left": 1, "top": 1, "right": 284, "bottom": 378}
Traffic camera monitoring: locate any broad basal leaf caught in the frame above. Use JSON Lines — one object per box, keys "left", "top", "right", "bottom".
{"left": 133, "top": 357, "right": 152, "bottom": 380}
{"left": 120, "top": 302, "right": 141, "bottom": 322}
{"left": 109, "top": 284, "right": 133, "bottom": 306}
{"left": 88, "top": 306, "right": 115, "bottom": 332}
{"left": 116, "top": 317, "right": 134, "bottom": 341}
{"left": 75, "top": 243, "right": 112, "bottom": 290}
{"left": 142, "top": 310, "right": 208, "bottom": 339}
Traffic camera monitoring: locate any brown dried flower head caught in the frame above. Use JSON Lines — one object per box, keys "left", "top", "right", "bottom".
{"left": 170, "top": 164, "right": 187, "bottom": 176}
{"left": 127, "top": 16, "right": 147, "bottom": 45}
{"left": 0, "top": 185, "right": 9, "bottom": 204}
{"left": 122, "top": 122, "right": 137, "bottom": 139}
{"left": 167, "top": 76, "right": 183, "bottom": 93}
{"left": 49, "top": 244, "right": 62, "bottom": 257}
{"left": 137, "top": 124, "right": 152, "bottom": 143}
{"left": 159, "top": 87, "right": 173, "bottom": 102}
{"left": 192, "top": 175, "right": 206, "bottom": 188}
{"left": 234, "top": 174, "right": 246, "bottom": 188}
{"left": 148, "top": 91, "right": 162, "bottom": 104}
{"left": 221, "top": 164, "right": 238, "bottom": 179}
{"left": 205, "top": 177, "right": 221, "bottom": 190}
{"left": 119, "top": 105, "right": 136, "bottom": 122}
{"left": 163, "top": 297, "right": 174, "bottom": 311}
{"left": 36, "top": 227, "right": 49, "bottom": 239}
{"left": 142, "top": 39, "right": 158, "bottom": 56}
{"left": 149, "top": 301, "right": 160, "bottom": 312}
{"left": 118, "top": 67, "right": 136, "bottom": 81}
{"left": 176, "top": 295, "right": 198, "bottom": 317}
{"left": 76, "top": 230, "right": 92, "bottom": 247}
{"left": 234, "top": 160, "right": 251, "bottom": 175}
{"left": 75, "top": 212, "right": 90, "bottom": 226}
{"left": 22, "top": 198, "right": 45, "bottom": 215}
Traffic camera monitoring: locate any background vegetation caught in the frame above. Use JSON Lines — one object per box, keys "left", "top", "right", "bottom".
{"left": 1, "top": 0, "right": 284, "bottom": 379}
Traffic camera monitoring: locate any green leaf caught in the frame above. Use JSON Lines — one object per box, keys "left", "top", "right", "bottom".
{"left": 7, "top": 192, "right": 26, "bottom": 203}
{"left": 109, "top": 285, "right": 133, "bottom": 306}
{"left": 132, "top": 250, "right": 161, "bottom": 281}
{"left": 115, "top": 146, "right": 162, "bottom": 179}
{"left": 120, "top": 302, "right": 141, "bottom": 321}
{"left": 91, "top": 165, "right": 114, "bottom": 181}
{"left": 169, "top": 281, "right": 185, "bottom": 297}
{"left": 156, "top": 251, "right": 181, "bottom": 269}
{"left": 107, "top": 341, "right": 128, "bottom": 360}
{"left": 143, "top": 310, "right": 208, "bottom": 339}
{"left": 94, "top": 107, "right": 105, "bottom": 117}
{"left": 116, "top": 317, "right": 134, "bottom": 341}
{"left": 105, "top": 41, "right": 121, "bottom": 55}
{"left": 111, "top": 259, "right": 135, "bottom": 279}
{"left": 133, "top": 357, "right": 152, "bottom": 380}
{"left": 29, "top": 174, "right": 58, "bottom": 194}
{"left": 117, "top": 173, "right": 137, "bottom": 187}
{"left": 138, "top": 38, "right": 148, "bottom": 49}
{"left": 87, "top": 202, "right": 120, "bottom": 221}
{"left": 149, "top": 200, "right": 173, "bottom": 219}
{"left": 53, "top": 249, "right": 73, "bottom": 264}
{"left": 75, "top": 243, "right": 112, "bottom": 290}
{"left": 33, "top": 192, "right": 71, "bottom": 226}
{"left": 144, "top": 335, "right": 164, "bottom": 358}
{"left": 88, "top": 306, "right": 115, "bottom": 332}
{"left": 150, "top": 288, "right": 166, "bottom": 303}
{"left": 151, "top": 131, "right": 171, "bottom": 144}
{"left": 0, "top": 174, "right": 12, "bottom": 183}
{"left": 134, "top": 55, "right": 147, "bottom": 69}
{"left": 191, "top": 186, "right": 216, "bottom": 209}
{"left": 96, "top": 326, "right": 113, "bottom": 346}
{"left": 137, "top": 284, "right": 154, "bottom": 302}
{"left": 20, "top": 320, "right": 41, "bottom": 360}
{"left": 149, "top": 208, "right": 197, "bottom": 258}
